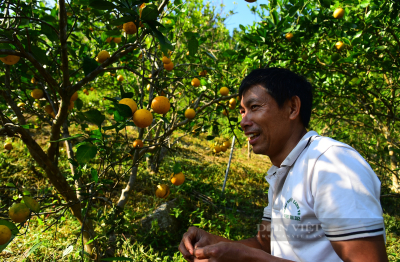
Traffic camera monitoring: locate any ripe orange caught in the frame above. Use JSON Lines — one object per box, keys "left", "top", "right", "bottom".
{"left": 0, "top": 225, "right": 12, "bottom": 245}
{"left": 71, "top": 91, "right": 78, "bottom": 101}
{"left": 151, "top": 96, "right": 170, "bottom": 114}
{"left": 146, "top": 84, "right": 151, "bottom": 91}
{"left": 223, "top": 141, "right": 230, "bottom": 148}
{"left": 31, "top": 89, "right": 44, "bottom": 99}
{"left": 68, "top": 101, "right": 74, "bottom": 110}
{"left": 162, "top": 56, "right": 171, "bottom": 64}
{"left": 221, "top": 145, "right": 228, "bottom": 152}
{"left": 0, "top": 55, "right": 20, "bottom": 65}
{"left": 4, "top": 142, "right": 12, "bottom": 150}
{"left": 170, "top": 172, "right": 185, "bottom": 186}
{"left": 185, "top": 108, "right": 196, "bottom": 119}
{"left": 113, "top": 37, "right": 122, "bottom": 44}
{"left": 106, "top": 37, "right": 113, "bottom": 43}
{"left": 229, "top": 103, "right": 236, "bottom": 110}
{"left": 133, "top": 109, "right": 153, "bottom": 128}
{"left": 9, "top": 203, "right": 30, "bottom": 223}
{"left": 285, "top": 33, "right": 294, "bottom": 41}
{"left": 119, "top": 98, "right": 138, "bottom": 114}
{"left": 133, "top": 139, "right": 144, "bottom": 148}
{"left": 213, "top": 145, "right": 221, "bottom": 153}
{"left": 23, "top": 196, "right": 40, "bottom": 212}
{"left": 333, "top": 8, "right": 344, "bottom": 19}
{"left": 44, "top": 104, "right": 54, "bottom": 114}
{"left": 117, "top": 75, "right": 124, "bottom": 81}
{"left": 155, "top": 184, "right": 170, "bottom": 199}
{"left": 335, "top": 41, "right": 345, "bottom": 51}
{"left": 123, "top": 22, "right": 137, "bottom": 34}
{"left": 222, "top": 109, "right": 228, "bottom": 116}
{"left": 191, "top": 78, "right": 200, "bottom": 87}
{"left": 90, "top": 87, "right": 94, "bottom": 91}
{"left": 219, "top": 87, "right": 229, "bottom": 96}
{"left": 31, "top": 77, "right": 36, "bottom": 84}
{"left": 164, "top": 62, "right": 174, "bottom": 71}
{"left": 97, "top": 50, "right": 110, "bottom": 63}
{"left": 186, "top": 51, "right": 190, "bottom": 56}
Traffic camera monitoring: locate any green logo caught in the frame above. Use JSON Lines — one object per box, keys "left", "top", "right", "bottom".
{"left": 283, "top": 197, "right": 301, "bottom": 221}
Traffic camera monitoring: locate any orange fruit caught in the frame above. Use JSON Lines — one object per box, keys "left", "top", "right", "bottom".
{"left": 44, "top": 104, "right": 54, "bottom": 114}
{"left": 123, "top": 22, "right": 137, "bottom": 34}
{"left": 71, "top": 91, "right": 78, "bottom": 101}
{"left": 222, "top": 109, "right": 228, "bottom": 116}
{"left": 285, "top": 33, "right": 294, "bottom": 41}
{"left": 191, "top": 78, "right": 200, "bottom": 87}
{"left": 113, "top": 37, "right": 122, "bottom": 44}
{"left": 0, "top": 55, "right": 20, "bottom": 65}
{"left": 31, "top": 89, "right": 44, "bottom": 99}
{"left": 133, "top": 139, "right": 144, "bottom": 148}
{"left": 68, "top": 101, "right": 74, "bottom": 110}
{"left": 170, "top": 172, "right": 185, "bottom": 186}
{"left": 335, "top": 41, "right": 345, "bottom": 51}
{"left": 223, "top": 141, "right": 230, "bottom": 148}
{"left": 221, "top": 145, "right": 228, "bottom": 152}
{"left": 164, "top": 62, "right": 174, "bottom": 71}
{"left": 229, "top": 103, "right": 236, "bottom": 110}
{"left": 155, "top": 184, "right": 170, "bottom": 199}
{"left": 146, "top": 84, "right": 151, "bottom": 91}
{"left": 4, "top": 142, "right": 12, "bottom": 150}
{"left": 186, "top": 51, "right": 189, "bottom": 56}
{"left": 31, "top": 77, "right": 36, "bottom": 84}
{"left": 90, "top": 87, "right": 94, "bottom": 91}
{"left": 219, "top": 87, "right": 229, "bottom": 96}
{"left": 199, "top": 70, "right": 207, "bottom": 76}
{"left": 119, "top": 98, "right": 138, "bottom": 114}
{"left": 66, "top": 12, "right": 73, "bottom": 16}
{"left": 213, "top": 145, "right": 221, "bottom": 153}
{"left": 133, "top": 109, "right": 153, "bottom": 128}
{"left": 185, "top": 108, "right": 196, "bottom": 119}
{"left": 162, "top": 56, "right": 171, "bottom": 64}
{"left": 97, "top": 50, "right": 110, "bottom": 63}
{"left": 9, "top": 203, "right": 30, "bottom": 223}
{"left": 106, "top": 37, "right": 113, "bottom": 43}
{"left": 0, "top": 225, "right": 12, "bottom": 245}
{"left": 151, "top": 96, "right": 170, "bottom": 114}
{"left": 117, "top": 75, "right": 124, "bottom": 81}
{"left": 333, "top": 8, "right": 344, "bottom": 19}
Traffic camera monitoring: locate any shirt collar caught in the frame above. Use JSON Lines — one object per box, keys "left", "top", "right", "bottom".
{"left": 266, "top": 130, "right": 319, "bottom": 176}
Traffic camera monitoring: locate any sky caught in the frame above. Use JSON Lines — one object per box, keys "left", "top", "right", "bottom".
{"left": 212, "top": 0, "right": 262, "bottom": 35}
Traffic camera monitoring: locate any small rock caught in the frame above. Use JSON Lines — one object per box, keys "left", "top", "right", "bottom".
{"left": 141, "top": 199, "right": 179, "bottom": 231}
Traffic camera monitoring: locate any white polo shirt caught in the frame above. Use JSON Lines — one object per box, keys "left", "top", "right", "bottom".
{"left": 262, "top": 131, "right": 385, "bottom": 262}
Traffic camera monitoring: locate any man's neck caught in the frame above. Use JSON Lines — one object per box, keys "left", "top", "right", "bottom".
{"left": 270, "top": 128, "right": 308, "bottom": 168}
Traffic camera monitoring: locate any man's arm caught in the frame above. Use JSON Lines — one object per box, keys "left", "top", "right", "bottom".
{"left": 331, "top": 235, "right": 388, "bottom": 262}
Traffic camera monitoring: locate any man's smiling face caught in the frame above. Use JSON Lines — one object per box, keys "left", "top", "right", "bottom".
{"left": 239, "top": 85, "right": 292, "bottom": 157}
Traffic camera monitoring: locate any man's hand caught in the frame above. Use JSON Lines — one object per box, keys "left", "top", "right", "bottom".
{"left": 179, "top": 227, "right": 229, "bottom": 261}
{"left": 193, "top": 242, "right": 252, "bottom": 262}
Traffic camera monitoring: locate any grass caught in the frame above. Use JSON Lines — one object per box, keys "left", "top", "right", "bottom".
{"left": 1, "top": 87, "right": 399, "bottom": 261}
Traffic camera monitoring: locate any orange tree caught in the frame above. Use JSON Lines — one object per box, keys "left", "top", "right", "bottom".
{"left": 0, "top": 0, "right": 245, "bottom": 258}
{"left": 239, "top": 0, "right": 400, "bottom": 195}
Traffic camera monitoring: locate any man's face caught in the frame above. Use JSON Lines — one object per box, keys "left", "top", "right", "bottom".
{"left": 239, "top": 85, "right": 292, "bottom": 157}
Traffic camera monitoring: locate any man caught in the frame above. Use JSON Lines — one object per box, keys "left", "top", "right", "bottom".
{"left": 179, "top": 68, "right": 388, "bottom": 261}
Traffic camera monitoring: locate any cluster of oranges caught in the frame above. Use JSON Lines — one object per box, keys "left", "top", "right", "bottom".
{"left": 162, "top": 55, "right": 174, "bottom": 71}
{"left": 155, "top": 172, "right": 185, "bottom": 199}
{"left": 213, "top": 140, "right": 231, "bottom": 154}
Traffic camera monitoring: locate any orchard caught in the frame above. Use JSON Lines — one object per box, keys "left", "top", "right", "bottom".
{"left": 0, "top": 0, "right": 399, "bottom": 261}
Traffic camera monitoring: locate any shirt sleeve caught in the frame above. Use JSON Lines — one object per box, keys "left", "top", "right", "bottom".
{"left": 311, "top": 145, "right": 385, "bottom": 241}
{"left": 262, "top": 204, "right": 272, "bottom": 222}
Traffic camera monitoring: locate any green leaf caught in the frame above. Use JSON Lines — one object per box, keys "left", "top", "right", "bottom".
{"left": 76, "top": 144, "right": 98, "bottom": 164}
{"left": 5, "top": 182, "right": 15, "bottom": 187}
{"left": 30, "top": 46, "right": 48, "bottom": 65}
{"left": 147, "top": 23, "right": 173, "bottom": 53}
{"left": 0, "top": 219, "right": 18, "bottom": 252}
{"left": 50, "top": 134, "right": 84, "bottom": 142}
{"left": 41, "top": 24, "right": 58, "bottom": 42}
{"left": 82, "top": 56, "right": 99, "bottom": 76}
{"left": 89, "top": 0, "right": 116, "bottom": 10}
{"left": 113, "top": 110, "right": 125, "bottom": 122}
{"left": 75, "top": 98, "right": 84, "bottom": 111}
{"left": 91, "top": 168, "right": 98, "bottom": 183}
{"left": 84, "top": 109, "right": 105, "bottom": 127}
{"left": 22, "top": 196, "right": 40, "bottom": 213}
{"left": 141, "top": 4, "right": 158, "bottom": 21}
{"left": 110, "top": 17, "right": 135, "bottom": 26}
{"left": 188, "top": 38, "right": 199, "bottom": 56}
{"left": 206, "top": 135, "right": 215, "bottom": 140}
{"left": 24, "top": 241, "right": 43, "bottom": 259}
{"left": 173, "top": 163, "right": 182, "bottom": 174}
{"left": 100, "top": 258, "right": 133, "bottom": 261}
{"left": 115, "top": 104, "right": 132, "bottom": 118}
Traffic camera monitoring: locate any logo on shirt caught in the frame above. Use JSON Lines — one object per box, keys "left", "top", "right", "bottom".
{"left": 283, "top": 197, "right": 301, "bottom": 221}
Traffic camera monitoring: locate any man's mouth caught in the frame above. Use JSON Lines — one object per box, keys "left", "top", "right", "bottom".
{"left": 246, "top": 132, "right": 260, "bottom": 142}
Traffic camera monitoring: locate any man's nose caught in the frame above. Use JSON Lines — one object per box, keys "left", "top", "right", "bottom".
{"left": 240, "top": 112, "right": 253, "bottom": 130}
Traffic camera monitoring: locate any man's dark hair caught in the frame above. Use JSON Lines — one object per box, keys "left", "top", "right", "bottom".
{"left": 238, "top": 68, "right": 313, "bottom": 128}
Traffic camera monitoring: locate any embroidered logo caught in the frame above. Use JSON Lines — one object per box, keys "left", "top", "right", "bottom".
{"left": 283, "top": 197, "right": 301, "bottom": 221}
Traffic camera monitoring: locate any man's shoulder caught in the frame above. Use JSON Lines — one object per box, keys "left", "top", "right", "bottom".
{"left": 308, "top": 135, "right": 356, "bottom": 158}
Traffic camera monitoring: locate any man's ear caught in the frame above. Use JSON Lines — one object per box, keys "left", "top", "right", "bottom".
{"left": 288, "top": 96, "right": 301, "bottom": 121}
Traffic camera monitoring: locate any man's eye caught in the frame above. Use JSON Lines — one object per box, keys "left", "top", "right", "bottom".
{"left": 251, "top": 105, "right": 259, "bottom": 110}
